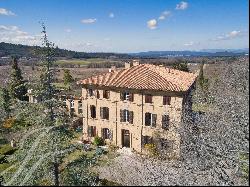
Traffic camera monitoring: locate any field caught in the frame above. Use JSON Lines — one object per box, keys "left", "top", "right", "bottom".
{"left": 55, "top": 58, "right": 121, "bottom": 67}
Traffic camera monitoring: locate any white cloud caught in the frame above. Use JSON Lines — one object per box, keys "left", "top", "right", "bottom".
{"left": 212, "top": 30, "right": 248, "bottom": 41}
{"left": 0, "top": 8, "right": 16, "bottom": 16}
{"left": 104, "top": 37, "right": 111, "bottom": 41}
{"left": 109, "top": 13, "right": 114, "bottom": 18}
{"left": 0, "top": 25, "right": 40, "bottom": 45}
{"left": 65, "top": 28, "right": 72, "bottom": 33}
{"left": 158, "top": 11, "right": 171, "bottom": 20}
{"left": 147, "top": 19, "right": 157, "bottom": 29}
{"left": 184, "top": 41, "right": 194, "bottom": 46}
{"left": 176, "top": 1, "right": 188, "bottom": 10}
{"left": 81, "top": 18, "right": 97, "bottom": 24}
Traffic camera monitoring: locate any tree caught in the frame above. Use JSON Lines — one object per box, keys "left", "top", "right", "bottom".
{"left": 9, "top": 57, "right": 27, "bottom": 101}
{"left": 0, "top": 88, "right": 11, "bottom": 119}
{"left": 172, "top": 62, "right": 189, "bottom": 72}
{"left": 63, "top": 69, "right": 74, "bottom": 86}
{"left": 36, "top": 23, "right": 57, "bottom": 124}
{"left": 198, "top": 62, "right": 209, "bottom": 92}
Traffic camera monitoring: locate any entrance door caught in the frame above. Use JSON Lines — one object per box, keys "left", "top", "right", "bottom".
{"left": 122, "top": 130, "right": 130, "bottom": 148}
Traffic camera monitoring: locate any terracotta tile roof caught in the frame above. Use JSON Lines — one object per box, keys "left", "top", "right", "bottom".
{"left": 77, "top": 64, "right": 198, "bottom": 92}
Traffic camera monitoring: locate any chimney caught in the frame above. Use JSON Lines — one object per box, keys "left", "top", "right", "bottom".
{"left": 124, "top": 61, "right": 131, "bottom": 69}
{"left": 109, "top": 65, "right": 116, "bottom": 72}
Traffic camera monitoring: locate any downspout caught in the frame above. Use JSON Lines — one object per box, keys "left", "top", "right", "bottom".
{"left": 115, "top": 101, "right": 118, "bottom": 146}
{"left": 141, "top": 91, "right": 144, "bottom": 152}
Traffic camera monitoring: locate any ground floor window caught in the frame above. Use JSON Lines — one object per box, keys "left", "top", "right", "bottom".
{"left": 102, "top": 128, "right": 112, "bottom": 140}
{"left": 88, "top": 126, "right": 96, "bottom": 137}
{"left": 142, "top": 135, "right": 153, "bottom": 147}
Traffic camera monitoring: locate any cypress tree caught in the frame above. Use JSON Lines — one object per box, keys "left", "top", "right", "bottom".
{"left": 9, "top": 57, "right": 27, "bottom": 100}
{"left": 0, "top": 87, "right": 11, "bottom": 118}
{"left": 37, "top": 23, "right": 57, "bottom": 124}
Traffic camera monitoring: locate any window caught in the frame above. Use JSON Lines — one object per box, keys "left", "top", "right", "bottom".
{"left": 121, "top": 92, "right": 134, "bottom": 102}
{"left": 142, "top": 136, "right": 153, "bottom": 146}
{"left": 90, "top": 105, "right": 96, "bottom": 118}
{"left": 120, "top": 109, "right": 134, "bottom": 124}
{"left": 103, "top": 90, "right": 110, "bottom": 99}
{"left": 100, "top": 107, "right": 109, "bottom": 120}
{"left": 145, "top": 94, "right": 153, "bottom": 103}
{"left": 102, "top": 128, "right": 111, "bottom": 140}
{"left": 70, "top": 100, "right": 74, "bottom": 108}
{"left": 88, "top": 89, "right": 94, "bottom": 97}
{"left": 78, "top": 101, "right": 83, "bottom": 114}
{"left": 163, "top": 96, "right": 171, "bottom": 105}
{"left": 162, "top": 115, "right": 170, "bottom": 130}
{"left": 88, "top": 126, "right": 96, "bottom": 137}
{"left": 145, "top": 113, "right": 157, "bottom": 127}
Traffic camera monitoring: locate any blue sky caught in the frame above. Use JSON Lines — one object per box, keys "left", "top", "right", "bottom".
{"left": 0, "top": 0, "right": 249, "bottom": 53}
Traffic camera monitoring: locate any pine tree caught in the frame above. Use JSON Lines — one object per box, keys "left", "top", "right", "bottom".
{"left": 37, "top": 23, "right": 57, "bottom": 124}
{"left": 63, "top": 69, "right": 74, "bottom": 87}
{"left": 0, "top": 87, "right": 11, "bottom": 119}
{"left": 9, "top": 57, "right": 27, "bottom": 100}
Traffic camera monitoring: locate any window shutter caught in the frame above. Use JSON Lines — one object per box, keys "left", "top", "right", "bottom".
{"left": 97, "top": 90, "right": 100, "bottom": 99}
{"left": 142, "top": 136, "right": 145, "bottom": 147}
{"left": 109, "top": 130, "right": 113, "bottom": 140}
{"left": 93, "top": 126, "right": 96, "bottom": 137}
{"left": 93, "top": 106, "right": 96, "bottom": 118}
{"left": 88, "top": 127, "right": 91, "bottom": 136}
{"left": 106, "top": 108, "right": 109, "bottom": 120}
{"left": 167, "top": 97, "right": 171, "bottom": 105}
{"left": 120, "top": 109, "right": 124, "bottom": 122}
{"left": 129, "top": 111, "right": 133, "bottom": 124}
{"left": 120, "top": 92, "right": 123, "bottom": 100}
{"left": 101, "top": 128, "right": 104, "bottom": 138}
{"left": 145, "top": 113, "right": 150, "bottom": 126}
{"left": 107, "top": 91, "right": 110, "bottom": 99}
{"left": 152, "top": 114, "right": 157, "bottom": 127}
{"left": 129, "top": 93, "right": 134, "bottom": 102}
{"left": 100, "top": 107, "right": 104, "bottom": 119}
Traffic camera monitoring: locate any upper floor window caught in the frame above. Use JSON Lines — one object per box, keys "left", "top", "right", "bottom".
{"left": 88, "top": 126, "right": 96, "bottom": 137}
{"left": 145, "top": 94, "right": 153, "bottom": 103}
{"left": 163, "top": 96, "right": 171, "bottom": 105}
{"left": 88, "top": 89, "right": 94, "bottom": 97}
{"left": 162, "top": 115, "right": 170, "bottom": 130}
{"left": 103, "top": 90, "right": 110, "bottom": 99}
{"left": 121, "top": 92, "right": 134, "bottom": 102}
{"left": 120, "top": 109, "right": 134, "bottom": 124}
{"left": 145, "top": 112, "right": 157, "bottom": 127}
{"left": 100, "top": 107, "right": 109, "bottom": 120}
{"left": 70, "top": 100, "right": 74, "bottom": 108}
{"left": 90, "top": 105, "right": 96, "bottom": 118}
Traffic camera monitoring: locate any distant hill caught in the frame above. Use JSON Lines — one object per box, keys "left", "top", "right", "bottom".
{"left": 0, "top": 42, "right": 130, "bottom": 59}
{"left": 130, "top": 49, "right": 249, "bottom": 58}
{"left": 0, "top": 42, "right": 248, "bottom": 59}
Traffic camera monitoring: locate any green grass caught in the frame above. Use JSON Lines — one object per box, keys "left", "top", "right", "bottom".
{"left": 52, "top": 82, "right": 70, "bottom": 90}
{"left": 55, "top": 58, "right": 110, "bottom": 66}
